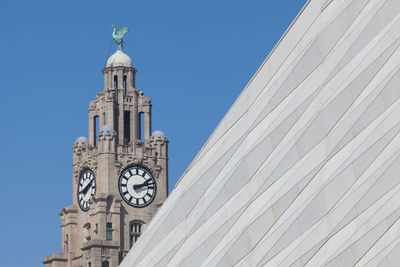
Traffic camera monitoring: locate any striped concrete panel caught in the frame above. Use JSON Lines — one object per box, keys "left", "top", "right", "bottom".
{"left": 120, "top": 0, "right": 400, "bottom": 266}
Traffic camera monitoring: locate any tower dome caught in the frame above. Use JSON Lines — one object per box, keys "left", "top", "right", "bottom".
{"left": 150, "top": 130, "right": 167, "bottom": 141}
{"left": 99, "top": 125, "right": 116, "bottom": 136}
{"left": 74, "top": 136, "right": 89, "bottom": 146}
{"left": 106, "top": 50, "right": 133, "bottom": 67}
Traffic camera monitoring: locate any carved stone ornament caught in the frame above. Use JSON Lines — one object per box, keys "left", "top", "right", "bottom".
{"left": 134, "top": 139, "right": 142, "bottom": 145}
{"left": 106, "top": 90, "right": 116, "bottom": 100}
{"left": 115, "top": 161, "right": 123, "bottom": 175}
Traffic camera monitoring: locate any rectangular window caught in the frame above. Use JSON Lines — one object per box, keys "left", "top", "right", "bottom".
{"left": 124, "top": 111, "right": 131, "bottom": 145}
{"left": 106, "top": 222, "right": 112, "bottom": 240}
{"left": 106, "top": 230, "right": 112, "bottom": 240}
{"left": 139, "top": 112, "right": 145, "bottom": 142}
{"left": 123, "top": 75, "right": 127, "bottom": 95}
{"left": 114, "top": 75, "right": 118, "bottom": 88}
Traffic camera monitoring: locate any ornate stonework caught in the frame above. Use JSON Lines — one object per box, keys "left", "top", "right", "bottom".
{"left": 44, "top": 50, "right": 168, "bottom": 267}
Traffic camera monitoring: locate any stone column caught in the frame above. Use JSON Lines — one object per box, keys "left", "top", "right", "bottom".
{"left": 117, "top": 69, "right": 123, "bottom": 89}
{"left": 103, "top": 69, "right": 108, "bottom": 90}
{"left": 109, "top": 70, "right": 114, "bottom": 89}
{"left": 99, "top": 112, "right": 104, "bottom": 129}
{"left": 127, "top": 70, "right": 133, "bottom": 90}
{"left": 105, "top": 102, "right": 114, "bottom": 131}
{"left": 89, "top": 114, "right": 95, "bottom": 147}
{"left": 131, "top": 91, "right": 139, "bottom": 141}
{"left": 118, "top": 93, "right": 124, "bottom": 145}
{"left": 145, "top": 110, "right": 151, "bottom": 140}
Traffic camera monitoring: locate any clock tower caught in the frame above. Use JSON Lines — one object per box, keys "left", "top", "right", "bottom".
{"left": 44, "top": 48, "right": 169, "bottom": 267}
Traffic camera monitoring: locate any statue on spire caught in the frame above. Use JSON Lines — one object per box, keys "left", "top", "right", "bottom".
{"left": 110, "top": 25, "right": 129, "bottom": 50}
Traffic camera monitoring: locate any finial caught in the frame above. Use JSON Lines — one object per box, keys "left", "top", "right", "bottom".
{"left": 110, "top": 25, "right": 129, "bottom": 50}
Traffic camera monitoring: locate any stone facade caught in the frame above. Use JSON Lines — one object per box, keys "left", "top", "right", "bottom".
{"left": 44, "top": 50, "right": 168, "bottom": 267}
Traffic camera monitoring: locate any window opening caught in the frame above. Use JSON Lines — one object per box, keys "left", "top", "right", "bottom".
{"left": 124, "top": 111, "right": 131, "bottom": 145}
{"left": 102, "top": 261, "right": 109, "bottom": 267}
{"left": 114, "top": 75, "right": 118, "bottom": 88}
{"left": 123, "top": 75, "right": 127, "bottom": 95}
{"left": 106, "top": 230, "right": 112, "bottom": 240}
{"left": 106, "top": 222, "right": 112, "bottom": 240}
{"left": 129, "top": 221, "right": 142, "bottom": 248}
{"left": 139, "top": 112, "right": 145, "bottom": 142}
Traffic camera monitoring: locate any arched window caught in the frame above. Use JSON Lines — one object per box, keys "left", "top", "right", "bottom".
{"left": 129, "top": 221, "right": 143, "bottom": 248}
{"left": 102, "top": 261, "right": 109, "bottom": 267}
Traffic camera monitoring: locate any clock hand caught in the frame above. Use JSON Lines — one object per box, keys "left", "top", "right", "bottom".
{"left": 82, "top": 179, "right": 93, "bottom": 195}
{"left": 133, "top": 180, "right": 154, "bottom": 190}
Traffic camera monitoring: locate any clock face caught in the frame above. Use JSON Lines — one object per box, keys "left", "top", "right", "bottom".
{"left": 118, "top": 165, "right": 157, "bottom": 208}
{"left": 77, "top": 169, "right": 96, "bottom": 211}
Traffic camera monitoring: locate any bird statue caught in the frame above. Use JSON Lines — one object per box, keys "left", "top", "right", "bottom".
{"left": 110, "top": 25, "right": 129, "bottom": 50}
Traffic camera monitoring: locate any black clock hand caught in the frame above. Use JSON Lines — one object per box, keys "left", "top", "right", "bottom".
{"left": 81, "top": 179, "right": 93, "bottom": 195}
{"left": 133, "top": 180, "right": 154, "bottom": 190}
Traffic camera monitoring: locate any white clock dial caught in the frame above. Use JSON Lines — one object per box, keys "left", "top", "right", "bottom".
{"left": 77, "top": 169, "right": 96, "bottom": 211}
{"left": 118, "top": 165, "right": 157, "bottom": 208}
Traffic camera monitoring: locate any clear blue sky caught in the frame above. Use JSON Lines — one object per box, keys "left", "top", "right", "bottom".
{"left": 0, "top": 0, "right": 307, "bottom": 265}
